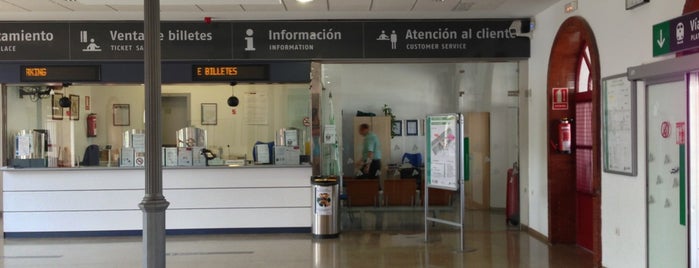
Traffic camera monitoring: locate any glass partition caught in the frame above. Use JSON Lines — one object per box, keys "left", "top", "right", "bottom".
{"left": 4, "top": 83, "right": 310, "bottom": 168}
{"left": 647, "top": 80, "right": 688, "bottom": 268}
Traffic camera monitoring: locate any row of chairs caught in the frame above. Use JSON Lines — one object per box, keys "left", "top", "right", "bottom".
{"left": 342, "top": 178, "right": 452, "bottom": 207}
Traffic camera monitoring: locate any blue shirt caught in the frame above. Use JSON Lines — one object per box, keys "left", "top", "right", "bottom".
{"left": 362, "top": 132, "right": 381, "bottom": 160}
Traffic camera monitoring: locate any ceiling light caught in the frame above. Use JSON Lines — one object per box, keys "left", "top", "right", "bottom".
{"left": 297, "top": 0, "right": 314, "bottom": 3}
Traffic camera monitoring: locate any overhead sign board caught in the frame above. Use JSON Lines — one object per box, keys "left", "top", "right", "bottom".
{"left": 653, "top": 11, "right": 699, "bottom": 57}
{"left": 0, "top": 23, "right": 69, "bottom": 60}
{"left": 69, "top": 22, "right": 232, "bottom": 60}
{"left": 232, "top": 21, "right": 363, "bottom": 59}
{"left": 20, "top": 65, "right": 101, "bottom": 82}
{"left": 192, "top": 64, "right": 269, "bottom": 81}
{"left": 363, "top": 20, "right": 530, "bottom": 58}
{"left": 0, "top": 20, "right": 530, "bottom": 61}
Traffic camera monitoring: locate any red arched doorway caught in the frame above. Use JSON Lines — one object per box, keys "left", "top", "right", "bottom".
{"left": 546, "top": 16, "right": 601, "bottom": 265}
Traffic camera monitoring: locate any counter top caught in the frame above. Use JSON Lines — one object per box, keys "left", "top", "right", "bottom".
{"left": 2, "top": 164, "right": 312, "bottom": 172}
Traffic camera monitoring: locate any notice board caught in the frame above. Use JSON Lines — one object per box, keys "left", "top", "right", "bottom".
{"left": 426, "top": 114, "right": 464, "bottom": 191}
{"left": 602, "top": 74, "right": 637, "bottom": 176}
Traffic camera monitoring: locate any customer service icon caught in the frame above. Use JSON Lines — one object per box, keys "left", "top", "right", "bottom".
{"left": 377, "top": 30, "right": 398, "bottom": 50}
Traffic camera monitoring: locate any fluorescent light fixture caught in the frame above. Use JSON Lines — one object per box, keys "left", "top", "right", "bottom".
{"left": 296, "top": 0, "right": 314, "bottom": 3}
{"left": 78, "top": 0, "right": 281, "bottom": 5}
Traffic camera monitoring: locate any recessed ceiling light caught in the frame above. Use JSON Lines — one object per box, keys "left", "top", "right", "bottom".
{"left": 297, "top": 0, "right": 314, "bottom": 3}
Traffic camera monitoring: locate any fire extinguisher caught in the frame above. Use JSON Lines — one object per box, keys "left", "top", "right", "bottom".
{"left": 87, "top": 113, "right": 97, "bottom": 137}
{"left": 558, "top": 118, "right": 572, "bottom": 154}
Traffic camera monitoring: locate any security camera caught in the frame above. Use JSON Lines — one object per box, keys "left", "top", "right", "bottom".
{"left": 509, "top": 20, "right": 532, "bottom": 38}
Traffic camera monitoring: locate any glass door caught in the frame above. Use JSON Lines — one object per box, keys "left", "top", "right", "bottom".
{"left": 647, "top": 79, "right": 688, "bottom": 268}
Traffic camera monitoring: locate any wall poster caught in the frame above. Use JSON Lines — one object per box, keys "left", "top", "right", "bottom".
{"left": 602, "top": 74, "right": 637, "bottom": 176}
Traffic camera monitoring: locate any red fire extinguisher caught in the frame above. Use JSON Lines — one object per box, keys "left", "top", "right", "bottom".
{"left": 87, "top": 113, "right": 97, "bottom": 137}
{"left": 558, "top": 118, "right": 572, "bottom": 154}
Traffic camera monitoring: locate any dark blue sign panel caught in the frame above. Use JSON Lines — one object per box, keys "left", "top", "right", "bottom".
{"left": 0, "top": 23, "right": 69, "bottom": 60}
{"left": 0, "top": 20, "right": 530, "bottom": 60}
{"left": 363, "top": 20, "right": 530, "bottom": 58}
{"left": 669, "top": 12, "right": 699, "bottom": 53}
{"left": 231, "top": 22, "right": 363, "bottom": 59}
{"left": 69, "top": 22, "right": 232, "bottom": 60}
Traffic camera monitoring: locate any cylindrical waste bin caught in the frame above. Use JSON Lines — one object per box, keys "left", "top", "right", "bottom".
{"left": 311, "top": 175, "right": 339, "bottom": 239}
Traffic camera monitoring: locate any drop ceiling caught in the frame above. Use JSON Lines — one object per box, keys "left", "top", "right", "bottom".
{"left": 0, "top": 0, "right": 559, "bottom": 21}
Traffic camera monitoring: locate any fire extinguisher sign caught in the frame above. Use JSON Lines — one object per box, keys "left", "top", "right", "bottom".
{"left": 677, "top": 122, "right": 686, "bottom": 145}
{"left": 552, "top": 88, "right": 569, "bottom": 110}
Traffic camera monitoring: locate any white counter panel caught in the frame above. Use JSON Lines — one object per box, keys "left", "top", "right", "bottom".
{"left": 2, "top": 167, "right": 313, "bottom": 235}
{"left": 4, "top": 211, "right": 142, "bottom": 232}
{"left": 166, "top": 208, "right": 312, "bottom": 229}
{"left": 3, "top": 166, "right": 311, "bottom": 191}
{"left": 4, "top": 208, "right": 311, "bottom": 232}
{"left": 5, "top": 188, "right": 311, "bottom": 212}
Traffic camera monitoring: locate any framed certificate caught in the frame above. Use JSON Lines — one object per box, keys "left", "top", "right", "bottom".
{"left": 201, "top": 103, "right": 217, "bottom": 125}
{"left": 113, "top": 104, "right": 130, "bottom": 126}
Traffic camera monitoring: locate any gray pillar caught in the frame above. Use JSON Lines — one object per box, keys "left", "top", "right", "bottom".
{"left": 139, "top": 0, "right": 169, "bottom": 267}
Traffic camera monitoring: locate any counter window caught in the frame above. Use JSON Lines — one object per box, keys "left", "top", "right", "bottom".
{"left": 4, "top": 83, "right": 311, "bottom": 168}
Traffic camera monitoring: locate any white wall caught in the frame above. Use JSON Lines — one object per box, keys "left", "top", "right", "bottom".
{"left": 528, "top": 1, "right": 684, "bottom": 267}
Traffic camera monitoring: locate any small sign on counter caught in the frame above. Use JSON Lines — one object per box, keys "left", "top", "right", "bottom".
{"left": 164, "top": 147, "right": 178, "bottom": 166}
{"left": 177, "top": 147, "right": 193, "bottom": 166}
{"left": 120, "top": 147, "right": 134, "bottom": 167}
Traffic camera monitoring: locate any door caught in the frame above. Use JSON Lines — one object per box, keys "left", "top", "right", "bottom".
{"left": 161, "top": 96, "right": 189, "bottom": 147}
{"left": 575, "top": 46, "right": 595, "bottom": 251}
{"left": 647, "top": 80, "right": 688, "bottom": 268}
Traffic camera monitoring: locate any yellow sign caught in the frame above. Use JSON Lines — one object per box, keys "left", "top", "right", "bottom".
{"left": 195, "top": 66, "right": 238, "bottom": 77}
{"left": 25, "top": 67, "right": 47, "bottom": 77}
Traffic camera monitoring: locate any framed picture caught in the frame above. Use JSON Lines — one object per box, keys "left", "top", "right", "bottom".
{"left": 406, "top": 119, "right": 419, "bottom": 136}
{"left": 112, "top": 104, "right": 130, "bottom": 126}
{"left": 51, "top": 93, "right": 63, "bottom": 120}
{"left": 201, "top": 103, "right": 217, "bottom": 125}
{"left": 69, "top": 94, "right": 80, "bottom": 121}
{"left": 392, "top": 120, "right": 403, "bottom": 137}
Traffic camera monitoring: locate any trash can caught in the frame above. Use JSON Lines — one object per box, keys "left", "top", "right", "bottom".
{"left": 311, "top": 175, "right": 339, "bottom": 239}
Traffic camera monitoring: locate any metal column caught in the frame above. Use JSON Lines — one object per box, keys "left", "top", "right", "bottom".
{"left": 139, "top": 0, "right": 169, "bottom": 267}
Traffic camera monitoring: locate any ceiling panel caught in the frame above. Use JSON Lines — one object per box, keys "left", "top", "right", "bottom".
{"left": 329, "top": 0, "right": 371, "bottom": 11}
{"left": 4, "top": 0, "right": 69, "bottom": 11}
{"left": 241, "top": 4, "right": 285, "bottom": 11}
{"left": 52, "top": 1, "right": 114, "bottom": 11}
{"left": 160, "top": 5, "right": 202, "bottom": 12}
{"left": 107, "top": 4, "right": 141, "bottom": 11}
{"left": 0, "top": 1, "right": 28, "bottom": 12}
{"left": 198, "top": 4, "right": 244, "bottom": 12}
{"left": 283, "top": 0, "right": 327, "bottom": 11}
{"left": 469, "top": 0, "right": 507, "bottom": 10}
{"left": 412, "top": 0, "right": 460, "bottom": 11}
{"left": 371, "top": 0, "right": 416, "bottom": 11}
{"left": 78, "top": 0, "right": 280, "bottom": 5}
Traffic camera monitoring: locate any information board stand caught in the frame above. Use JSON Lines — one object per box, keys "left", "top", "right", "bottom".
{"left": 424, "top": 113, "right": 465, "bottom": 252}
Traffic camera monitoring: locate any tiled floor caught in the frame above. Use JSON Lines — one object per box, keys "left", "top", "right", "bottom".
{"left": 0, "top": 210, "right": 593, "bottom": 268}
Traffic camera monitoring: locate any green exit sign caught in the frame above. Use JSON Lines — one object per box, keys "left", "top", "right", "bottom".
{"left": 653, "top": 21, "right": 670, "bottom": 57}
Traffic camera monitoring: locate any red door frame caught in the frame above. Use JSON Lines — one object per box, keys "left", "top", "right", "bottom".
{"left": 546, "top": 16, "right": 602, "bottom": 265}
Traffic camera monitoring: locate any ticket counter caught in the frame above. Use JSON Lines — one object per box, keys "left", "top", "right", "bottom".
{"left": 2, "top": 166, "right": 311, "bottom": 236}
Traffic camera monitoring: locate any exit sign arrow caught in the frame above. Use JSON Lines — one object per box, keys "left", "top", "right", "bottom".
{"left": 653, "top": 21, "right": 671, "bottom": 56}
{"left": 657, "top": 29, "right": 666, "bottom": 48}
